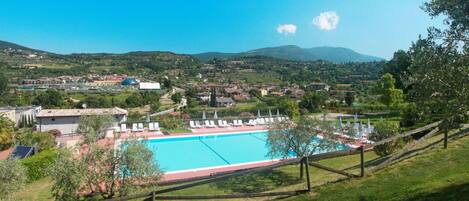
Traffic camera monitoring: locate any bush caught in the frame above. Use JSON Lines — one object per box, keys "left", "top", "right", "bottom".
{"left": 0, "top": 158, "right": 27, "bottom": 200}
{"left": 21, "top": 149, "right": 58, "bottom": 182}
{"left": 16, "top": 130, "right": 55, "bottom": 151}
{"left": 369, "top": 120, "right": 404, "bottom": 156}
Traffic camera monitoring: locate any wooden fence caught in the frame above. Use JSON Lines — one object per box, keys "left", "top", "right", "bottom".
{"left": 103, "top": 120, "right": 469, "bottom": 201}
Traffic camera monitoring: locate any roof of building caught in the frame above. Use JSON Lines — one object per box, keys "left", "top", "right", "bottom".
{"left": 216, "top": 97, "right": 235, "bottom": 103}
{"left": 139, "top": 82, "right": 161, "bottom": 90}
{"left": 36, "top": 107, "right": 128, "bottom": 118}
{"left": 121, "top": 78, "right": 139, "bottom": 86}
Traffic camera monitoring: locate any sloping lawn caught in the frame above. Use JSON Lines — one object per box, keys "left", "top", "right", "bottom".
{"left": 290, "top": 132, "right": 469, "bottom": 201}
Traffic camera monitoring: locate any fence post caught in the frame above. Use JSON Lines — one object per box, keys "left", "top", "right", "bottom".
{"left": 444, "top": 130, "right": 448, "bottom": 149}
{"left": 299, "top": 157, "right": 304, "bottom": 179}
{"left": 152, "top": 191, "right": 156, "bottom": 201}
{"left": 304, "top": 157, "right": 311, "bottom": 192}
{"left": 360, "top": 145, "right": 365, "bottom": 177}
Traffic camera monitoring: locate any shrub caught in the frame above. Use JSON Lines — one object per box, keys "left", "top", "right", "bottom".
{"left": 0, "top": 158, "right": 27, "bottom": 200}
{"left": 21, "top": 149, "right": 58, "bottom": 182}
{"left": 369, "top": 120, "right": 404, "bottom": 156}
{"left": 16, "top": 130, "right": 55, "bottom": 151}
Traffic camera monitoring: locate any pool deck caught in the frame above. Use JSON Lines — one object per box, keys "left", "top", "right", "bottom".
{"left": 56, "top": 125, "right": 367, "bottom": 182}
{"left": 162, "top": 160, "right": 279, "bottom": 182}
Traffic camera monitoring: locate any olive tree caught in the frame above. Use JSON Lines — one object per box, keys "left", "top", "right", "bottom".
{"left": 77, "top": 114, "right": 114, "bottom": 144}
{"left": 368, "top": 120, "right": 403, "bottom": 156}
{"left": 0, "top": 116, "right": 15, "bottom": 151}
{"left": 50, "top": 137, "right": 161, "bottom": 200}
{"left": 0, "top": 159, "right": 27, "bottom": 200}
{"left": 267, "top": 117, "right": 340, "bottom": 159}
{"left": 405, "top": 0, "right": 469, "bottom": 148}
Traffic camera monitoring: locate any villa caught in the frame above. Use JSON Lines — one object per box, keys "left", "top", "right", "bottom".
{"left": 36, "top": 107, "right": 128, "bottom": 135}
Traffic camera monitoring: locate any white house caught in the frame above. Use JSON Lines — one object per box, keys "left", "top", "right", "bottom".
{"left": 0, "top": 106, "right": 42, "bottom": 127}
{"left": 36, "top": 107, "right": 128, "bottom": 135}
{"left": 139, "top": 82, "right": 161, "bottom": 90}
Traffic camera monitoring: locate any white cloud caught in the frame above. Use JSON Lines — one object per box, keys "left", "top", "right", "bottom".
{"left": 312, "top": 11, "right": 340, "bottom": 31}
{"left": 277, "top": 24, "right": 297, "bottom": 35}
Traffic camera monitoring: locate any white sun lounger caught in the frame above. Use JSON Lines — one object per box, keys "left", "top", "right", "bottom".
{"left": 154, "top": 122, "right": 160, "bottom": 131}
{"left": 132, "top": 123, "right": 138, "bottom": 132}
{"left": 218, "top": 120, "right": 226, "bottom": 127}
{"left": 205, "top": 120, "right": 211, "bottom": 128}
{"left": 190, "top": 121, "right": 197, "bottom": 129}
{"left": 149, "top": 122, "right": 155, "bottom": 131}
{"left": 195, "top": 121, "right": 203, "bottom": 128}
{"left": 210, "top": 120, "right": 216, "bottom": 127}
{"left": 121, "top": 124, "right": 127, "bottom": 133}
{"left": 223, "top": 120, "right": 229, "bottom": 127}
{"left": 138, "top": 123, "right": 144, "bottom": 132}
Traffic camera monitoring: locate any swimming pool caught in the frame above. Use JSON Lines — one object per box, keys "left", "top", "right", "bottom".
{"left": 144, "top": 131, "right": 349, "bottom": 172}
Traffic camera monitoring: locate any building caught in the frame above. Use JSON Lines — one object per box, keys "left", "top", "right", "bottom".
{"left": 139, "top": 82, "right": 161, "bottom": 90}
{"left": 308, "top": 82, "right": 330, "bottom": 91}
{"left": 36, "top": 107, "right": 128, "bottom": 135}
{"left": 216, "top": 97, "right": 235, "bottom": 107}
{"left": 260, "top": 89, "right": 268, "bottom": 97}
{"left": 121, "top": 78, "right": 139, "bottom": 86}
{"left": 0, "top": 106, "right": 42, "bottom": 127}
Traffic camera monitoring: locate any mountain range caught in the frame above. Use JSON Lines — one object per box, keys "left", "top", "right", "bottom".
{"left": 0, "top": 40, "right": 384, "bottom": 65}
{"left": 193, "top": 45, "right": 384, "bottom": 63}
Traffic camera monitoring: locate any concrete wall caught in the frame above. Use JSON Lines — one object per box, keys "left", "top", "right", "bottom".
{"left": 37, "top": 114, "right": 126, "bottom": 135}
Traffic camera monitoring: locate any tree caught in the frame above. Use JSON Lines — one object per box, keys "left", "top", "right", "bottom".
{"left": 299, "top": 92, "right": 327, "bottom": 113}
{"left": 377, "top": 73, "right": 404, "bottom": 109}
{"left": 150, "top": 100, "right": 161, "bottom": 112}
{"left": 383, "top": 50, "right": 411, "bottom": 90}
{"left": 16, "top": 130, "right": 55, "bottom": 151}
{"left": 267, "top": 117, "right": 340, "bottom": 158}
{"left": 50, "top": 138, "right": 161, "bottom": 200}
{"left": 81, "top": 95, "right": 111, "bottom": 108}
{"left": 124, "top": 93, "right": 143, "bottom": 108}
{"left": 0, "top": 159, "right": 27, "bottom": 200}
{"left": 345, "top": 92, "right": 355, "bottom": 107}
{"left": 405, "top": 0, "right": 469, "bottom": 143}
{"left": 171, "top": 92, "right": 183, "bottom": 104}
{"left": 184, "top": 87, "right": 197, "bottom": 99}
{"left": 163, "top": 78, "right": 172, "bottom": 89}
{"left": 368, "top": 120, "right": 403, "bottom": 156}
{"left": 77, "top": 115, "right": 114, "bottom": 144}
{"left": 49, "top": 149, "right": 85, "bottom": 201}
{"left": 209, "top": 88, "right": 217, "bottom": 107}
{"left": 277, "top": 97, "right": 300, "bottom": 120}
{"left": 0, "top": 116, "right": 14, "bottom": 151}
{"left": 248, "top": 89, "right": 261, "bottom": 99}
{"left": 32, "top": 89, "right": 65, "bottom": 108}
{"left": 0, "top": 70, "right": 8, "bottom": 96}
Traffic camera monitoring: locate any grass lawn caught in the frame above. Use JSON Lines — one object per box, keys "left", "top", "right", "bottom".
{"left": 290, "top": 131, "right": 469, "bottom": 200}
{"left": 16, "top": 128, "right": 469, "bottom": 201}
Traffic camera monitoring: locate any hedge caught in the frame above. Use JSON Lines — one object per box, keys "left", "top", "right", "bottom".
{"left": 20, "top": 149, "right": 58, "bottom": 182}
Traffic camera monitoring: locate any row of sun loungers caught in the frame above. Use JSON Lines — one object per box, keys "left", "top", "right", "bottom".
{"left": 189, "top": 117, "right": 290, "bottom": 129}
{"left": 115, "top": 122, "right": 160, "bottom": 133}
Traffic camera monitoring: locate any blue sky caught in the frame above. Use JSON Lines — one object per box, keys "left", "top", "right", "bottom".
{"left": 0, "top": 0, "right": 443, "bottom": 59}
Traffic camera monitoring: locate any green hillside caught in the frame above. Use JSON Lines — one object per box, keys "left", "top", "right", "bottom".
{"left": 193, "top": 45, "right": 384, "bottom": 63}
{"left": 290, "top": 131, "right": 469, "bottom": 201}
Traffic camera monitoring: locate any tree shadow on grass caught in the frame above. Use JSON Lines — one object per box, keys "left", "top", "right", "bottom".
{"left": 404, "top": 182, "right": 469, "bottom": 201}
{"left": 210, "top": 169, "right": 302, "bottom": 193}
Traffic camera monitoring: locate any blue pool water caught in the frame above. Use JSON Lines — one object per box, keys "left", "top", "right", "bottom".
{"left": 144, "top": 131, "right": 349, "bottom": 172}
